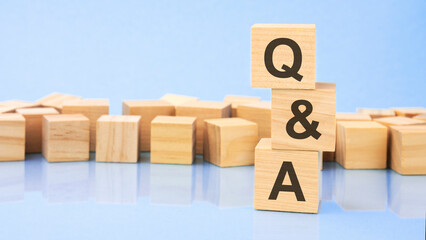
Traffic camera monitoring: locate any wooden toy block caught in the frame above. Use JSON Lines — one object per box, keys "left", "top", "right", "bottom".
{"left": 122, "top": 100, "right": 175, "bottom": 151}
{"left": 36, "top": 92, "right": 82, "bottom": 111}
{"left": 271, "top": 82, "right": 336, "bottom": 151}
{"left": 42, "top": 114, "right": 90, "bottom": 162}
{"left": 254, "top": 138, "right": 319, "bottom": 213}
{"left": 204, "top": 118, "right": 258, "bottom": 167}
{"left": 389, "top": 125, "right": 426, "bottom": 175}
{"left": 236, "top": 101, "right": 271, "bottom": 139}
{"left": 62, "top": 99, "right": 109, "bottom": 151}
{"left": 0, "top": 100, "right": 40, "bottom": 112}
{"left": 391, "top": 107, "right": 426, "bottom": 118}
{"left": 161, "top": 93, "right": 198, "bottom": 106}
{"left": 96, "top": 115, "right": 141, "bottom": 163}
{"left": 251, "top": 24, "right": 315, "bottom": 89}
{"left": 336, "top": 121, "right": 387, "bottom": 169}
{"left": 356, "top": 108, "right": 395, "bottom": 119}
{"left": 0, "top": 106, "right": 15, "bottom": 114}
{"left": 16, "top": 107, "right": 59, "bottom": 153}
{"left": 0, "top": 114, "right": 25, "bottom": 161}
{"left": 175, "top": 101, "right": 231, "bottom": 154}
{"left": 151, "top": 116, "right": 196, "bottom": 164}
{"left": 374, "top": 116, "right": 425, "bottom": 127}
{"left": 336, "top": 112, "right": 372, "bottom": 121}
{"left": 224, "top": 95, "right": 261, "bottom": 117}
{"left": 414, "top": 114, "right": 426, "bottom": 121}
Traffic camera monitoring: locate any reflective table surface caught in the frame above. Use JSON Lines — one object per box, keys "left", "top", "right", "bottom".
{"left": 0, "top": 154, "right": 425, "bottom": 240}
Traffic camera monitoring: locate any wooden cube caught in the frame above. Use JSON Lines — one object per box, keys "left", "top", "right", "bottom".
{"left": 271, "top": 82, "right": 336, "bottom": 151}
{"left": 151, "top": 116, "right": 196, "bottom": 164}
{"left": 204, "top": 118, "right": 258, "bottom": 167}
{"left": 254, "top": 138, "right": 319, "bottom": 213}
{"left": 96, "top": 115, "right": 141, "bottom": 163}
{"left": 391, "top": 107, "right": 426, "bottom": 118}
{"left": 336, "top": 121, "right": 387, "bottom": 169}
{"left": 336, "top": 112, "right": 371, "bottom": 121}
{"left": 161, "top": 93, "right": 198, "bottom": 106}
{"left": 251, "top": 24, "right": 315, "bottom": 89}
{"left": 236, "top": 101, "right": 271, "bottom": 139}
{"left": 414, "top": 114, "right": 426, "bottom": 121}
{"left": 16, "top": 107, "right": 59, "bottom": 153}
{"left": 122, "top": 100, "right": 174, "bottom": 151}
{"left": 389, "top": 125, "right": 426, "bottom": 175}
{"left": 224, "top": 95, "right": 261, "bottom": 117}
{"left": 0, "top": 114, "right": 25, "bottom": 161}
{"left": 62, "top": 99, "right": 109, "bottom": 151}
{"left": 36, "top": 92, "right": 82, "bottom": 111}
{"left": 357, "top": 108, "right": 395, "bottom": 119}
{"left": 0, "top": 100, "right": 39, "bottom": 112}
{"left": 175, "top": 101, "right": 231, "bottom": 154}
{"left": 42, "top": 114, "right": 90, "bottom": 162}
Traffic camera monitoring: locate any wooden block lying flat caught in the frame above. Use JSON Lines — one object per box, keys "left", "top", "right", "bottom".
{"left": 414, "top": 114, "right": 426, "bottom": 121}
{"left": 271, "top": 82, "right": 336, "bottom": 151}
{"left": 237, "top": 101, "right": 271, "bottom": 139}
{"left": 62, "top": 99, "right": 109, "bottom": 151}
{"left": 0, "top": 114, "right": 25, "bottom": 161}
{"left": 122, "top": 100, "right": 174, "bottom": 151}
{"left": 224, "top": 95, "right": 261, "bottom": 117}
{"left": 161, "top": 94, "right": 198, "bottom": 106}
{"left": 176, "top": 101, "right": 231, "bottom": 154}
{"left": 391, "top": 107, "right": 426, "bottom": 118}
{"left": 204, "top": 118, "right": 258, "bottom": 167}
{"left": 374, "top": 116, "right": 425, "bottom": 127}
{"left": 336, "top": 113, "right": 372, "bottom": 121}
{"left": 0, "top": 106, "right": 15, "bottom": 114}
{"left": 151, "top": 116, "right": 196, "bottom": 164}
{"left": 42, "top": 114, "right": 90, "bottom": 162}
{"left": 254, "top": 138, "right": 319, "bottom": 213}
{"left": 357, "top": 108, "right": 395, "bottom": 119}
{"left": 96, "top": 115, "right": 140, "bottom": 163}
{"left": 336, "top": 121, "right": 387, "bottom": 169}
{"left": 36, "top": 93, "right": 82, "bottom": 111}
{"left": 251, "top": 24, "right": 315, "bottom": 89}
{"left": 390, "top": 125, "right": 426, "bottom": 175}
{"left": 16, "top": 107, "right": 59, "bottom": 153}
{"left": 0, "top": 100, "right": 40, "bottom": 112}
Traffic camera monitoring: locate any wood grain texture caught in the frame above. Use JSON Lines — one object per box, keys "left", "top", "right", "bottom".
{"left": 161, "top": 94, "right": 198, "bottom": 106}
{"left": 390, "top": 125, "right": 426, "bottom": 175}
{"left": 357, "top": 108, "right": 395, "bottom": 119}
{"left": 42, "top": 114, "right": 90, "bottom": 162}
{"left": 336, "top": 113, "right": 372, "bottom": 121}
{"left": 0, "top": 114, "right": 25, "bottom": 161}
{"left": 271, "top": 82, "right": 336, "bottom": 151}
{"left": 151, "top": 116, "right": 196, "bottom": 164}
{"left": 62, "top": 99, "right": 109, "bottom": 151}
{"left": 251, "top": 24, "right": 315, "bottom": 89}
{"left": 122, "top": 100, "right": 174, "bottom": 151}
{"left": 96, "top": 115, "right": 140, "bottom": 163}
{"left": 236, "top": 101, "right": 271, "bottom": 139}
{"left": 254, "top": 138, "right": 319, "bottom": 213}
{"left": 336, "top": 121, "right": 387, "bottom": 169}
{"left": 224, "top": 95, "right": 261, "bottom": 117}
{"left": 16, "top": 107, "right": 59, "bottom": 153}
{"left": 391, "top": 107, "right": 426, "bottom": 118}
{"left": 36, "top": 93, "right": 82, "bottom": 111}
{"left": 175, "top": 101, "right": 231, "bottom": 154}
{"left": 204, "top": 118, "right": 258, "bottom": 167}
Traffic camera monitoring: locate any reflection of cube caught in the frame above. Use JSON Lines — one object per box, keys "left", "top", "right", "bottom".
{"left": 96, "top": 115, "right": 140, "bottom": 163}
{"left": 224, "top": 95, "right": 260, "bottom": 117}
{"left": 0, "top": 161, "right": 25, "bottom": 202}
{"left": 0, "top": 114, "right": 25, "bottom": 161}
{"left": 42, "top": 114, "right": 90, "bottom": 162}
{"left": 336, "top": 121, "right": 387, "bottom": 169}
{"left": 151, "top": 116, "right": 196, "bottom": 164}
{"left": 204, "top": 118, "right": 258, "bottom": 167}
{"left": 237, "top": 101, "right": 271, "bottom": 139}
{"left": 389, "top": 125, "right": 426, "bottom": 175}
{"left": 357, "top": 108, "right": 395, "bottom": 119}
{"left": 391, "top": 107, "right": 426, "bottom": 118}
{"left": 254, "top": 138, "right": 319, "bottom": 213}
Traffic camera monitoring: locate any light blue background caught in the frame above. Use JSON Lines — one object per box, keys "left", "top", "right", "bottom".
{"left": 1, "top": 0, "right": 425, "bottom": 113}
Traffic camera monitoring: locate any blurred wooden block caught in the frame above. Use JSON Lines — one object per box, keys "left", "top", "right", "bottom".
{"left": 374, "top": 116, "right": 425, "bottom": 127}
{"left": 336, "top": 113, "right": 371, "bottom": 121}
{"left": 323, "top": 151, "right": 335, "bottom": 161}
{"left": 96, "top": 115, "right": 140, "bottom": 163}
{"left": 122, "top": 100, "right": 174, "bottom": 151}
{"left": 16, "top": 107, "right": 59, "bottom": 153}
{"left": 336, "top": 121, "right": 387, "bottom": 169}
{"left": 42, "top": 114, "right": 90, "bottom": 162}
{"left": 62, "top": 99, "right": 109, "bottom": 151}
{"left": 0, "top": 114, "right": 25, "bottom": 161}
{"left": 151, "top": 116, "right": 196, "bottom": 164}
{"left": 204, "top": 118, "right": 258, "bottom": 167}
{"left": 176, "top": 101, "right": 231, "bottom": 154}
{"left": 254, "top": 138, "right": 319, "bottom": 213}
{"left": 0, "top": 100, "right": 40, "bottom": 112}
{"left": 36, "top": 93, "right": 82, "bottom": 111}
{"left": 251, "top": 24, "right": 315, "bottom": 89}
{"left": 391, "top": 107, "right": 426, "bottom": 118}
{"left": 272, "top": 82, "right": 336, "bottom": 151}
{"left": 357, "top": 108, "right": 395, "bottom": 119}
{"left": 390, "top": 125, "right": 426, "bottom": 175}
{"left": 161, "top": 94, "right": 198, "bottom": 106}
{"left": 0, "top": 106, "right": 15, "bottom": 114}
{"left": 414, "top": 114, "right": 426, "bottom": 121}
{"left": 224, "top": 95, "right": 261, "bottom": 117}
{"left": 237, "top": 101, "right": 271, "bottom": 139}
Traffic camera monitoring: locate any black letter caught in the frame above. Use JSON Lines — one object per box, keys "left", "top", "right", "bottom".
{"left": 269, "top": 161, "right": 305, "bottom": 201}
